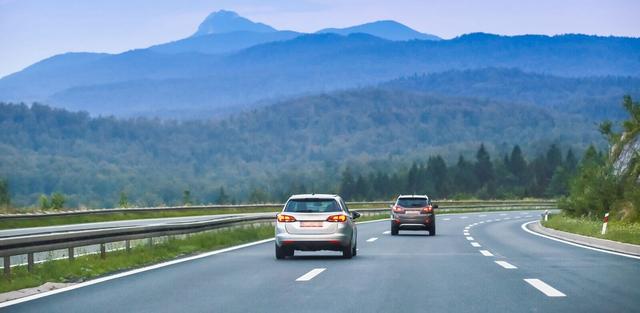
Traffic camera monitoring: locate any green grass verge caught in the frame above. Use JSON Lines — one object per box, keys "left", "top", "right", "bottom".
{"left": 542, "top": 214, "right": 640, "bottom": 245}
{"left": 0, "top": 225, "right": 274, "bottom": 293}
{"left": 0, "top": 206, "right": 282, "bottom": 230}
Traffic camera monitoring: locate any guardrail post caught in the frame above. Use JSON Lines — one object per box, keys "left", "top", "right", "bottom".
{"left": 100, "top": 243, "right": 106, "bottom": 259}
{"left": 3, "top": 256, "right": 10, "bottom": 276}
{"left": 27, "top": 253, "right": 34, "bottom": 272}
{"left": 148, "top": 237, "right": 153, "bottom": 247}
{"left": 125, "top": 240, "right": 131, "bottom": 252}
{"left": 68, "top": 247, "right": 75, "bottom": 261}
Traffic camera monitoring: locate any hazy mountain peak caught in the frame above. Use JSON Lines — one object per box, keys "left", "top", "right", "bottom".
{"left": 192, "top": 10, "right": 276, "bottom": 37}
{"left": 317, "top": 20, "right": 441, "bottom": 41}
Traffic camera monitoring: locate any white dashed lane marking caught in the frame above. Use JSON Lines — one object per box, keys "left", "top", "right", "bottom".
{"left": 471, "top": 242, "right": 481, "bottom": 247}
{"left": 524, "top": 279, "right": 566, "bottom": 297}
{"left": 479, "top": 250, "right": 494, "bottom": 256}
{"left": 366, "top": 237, "right": 378, "bottom": 242}
{"left": 460, "top": 216, "right": 468, "bottom": 219}
{"left": 495, "top": 261, "right": 517, "bottom": 269}
{"left": 296, "top": 268, "right": 326, "bottom": 282}
{"left": 382, "top": 231, "right": 391, "bottom": 235}
{"left": 466, "top": 236, "right": 474, "bottom": 241}
{"left": 442, "top": 218, "right": 451, "bottom": 221}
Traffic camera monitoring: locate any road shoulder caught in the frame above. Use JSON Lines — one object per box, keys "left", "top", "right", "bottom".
{"left": 527, "top": 221, "right": 640, "bottom": 257}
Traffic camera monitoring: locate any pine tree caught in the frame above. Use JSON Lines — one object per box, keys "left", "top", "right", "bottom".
{"left": 546, "top": 144, "right": 563, "bottom": 177}
{"left": 339, "top": 167, "right": 356, "bottom": 200}
{"left": 508, "top": 145, "right": 528, "bottom": 185}
{"left": 118, "top": 191, "right": 129, "bottom": 208}
{"left": 565, "top": 149, "right": 578, "bottom": 173}
{"left": 182, "top": 190, "right": 192, "bottom": 205}
{"left": 216, "top": 187, "right": 229, "bottom": 204}
{"left": 0, "top": 179, "right": 10, "bottom": 208}
{"left": 475, "top": 144, "right": 494, "bottom": 186}
{"left": 453, "top": 155, "right": 478, "bottom": 195}
{"left": 426, "top": 156, "right": 449, "bottom": 198}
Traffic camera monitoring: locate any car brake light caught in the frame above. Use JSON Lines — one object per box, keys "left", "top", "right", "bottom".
{"left": 392, "top": 205, "right": 405, "bottom": 214}
{"left": 277, "top": 214, "right": 296, "bottom": 222}
{"left": 326, "top": 215, "right": 348, "bottom": 222}
{"left": 421, "top": 206, "right": 433, "bottom": 214}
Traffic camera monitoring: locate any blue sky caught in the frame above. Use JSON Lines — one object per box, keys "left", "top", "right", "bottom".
{"left": 1, "top": 0, "right": 639, "bottom": 78}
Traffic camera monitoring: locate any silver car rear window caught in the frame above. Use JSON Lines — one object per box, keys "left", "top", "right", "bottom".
{"left": 284, "top": 199, "right": 341, "bottom": 213}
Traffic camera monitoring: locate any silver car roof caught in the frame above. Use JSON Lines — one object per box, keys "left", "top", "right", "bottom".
{"left": 288, "top": 194, "right": 340, "bottom": 200}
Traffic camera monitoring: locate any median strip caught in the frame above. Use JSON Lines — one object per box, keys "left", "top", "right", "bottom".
{"left": 296, "top": 268, "right": 326, "bottom": 282}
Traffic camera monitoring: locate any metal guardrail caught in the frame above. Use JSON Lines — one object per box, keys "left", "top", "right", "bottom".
{"left": 0, "top": 200, "right": 556, "bottom": 220}
{"left": 0, "top": 201, "right": 555, "bottom": 276}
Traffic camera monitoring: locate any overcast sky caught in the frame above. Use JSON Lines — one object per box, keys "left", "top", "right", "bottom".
{"left": 1, "top": 0, "right": 639, "bottom": 78}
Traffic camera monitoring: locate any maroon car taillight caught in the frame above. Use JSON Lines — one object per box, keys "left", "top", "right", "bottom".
{"left": 392, "top": 205, "right": 405, "bottom": 214}
{"left": 421, "top": 206, "right": 433, "bottom": 214}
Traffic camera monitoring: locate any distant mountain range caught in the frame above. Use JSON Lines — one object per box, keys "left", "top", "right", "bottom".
{"left": 0, "top": 10, "right": 639, "bottom": 119}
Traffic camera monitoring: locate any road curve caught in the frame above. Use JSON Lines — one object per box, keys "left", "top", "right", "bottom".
{"left": 4, "top": 210, "right": 640, "bottom": 312}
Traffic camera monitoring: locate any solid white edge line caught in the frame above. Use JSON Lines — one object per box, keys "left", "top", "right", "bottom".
{"left": 521, "top": 221, "right": 640, "bottom": 260}
{"left": 366, "top": 237, "right": 378, "bottom": 242}
{"left": 524, "top": 278, "right": 566, "bottom": 297}
{"left": 296, "top": 268, "right": 326, "bottom": 282}
{"left": 471, "top": 242, "right": 481, "bottom": 247}
{"left": 479, "top": 250, "right": 493, "bottom": 256}
{"left": 494, "top": 260, "right": 517, "bottom": 269}
{"left": 0, "top": 238, "right": 276, "bottom": 308}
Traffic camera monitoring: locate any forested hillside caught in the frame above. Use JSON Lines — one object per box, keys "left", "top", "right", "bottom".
{"left": 0, "top": 87, "right": 601, "bottom": 207}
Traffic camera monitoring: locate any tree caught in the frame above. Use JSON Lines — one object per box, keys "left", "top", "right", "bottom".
{"left": 339, "top": 167, "right": 356, "bottom": 200}
{"left": 183, "top": 190, "right": 192, "bottom": 205}
{"left": 546, "top": 144, "right": 563, "bottom": 178}
{"left": 39, "top": 195, "right": 50, "bottom": 210}
{"left": 565, "top": 149, "right": 578, "bottom": 173}
{"left": 216, "top": 187, "right": 229, "bottom": 204}
{"left": 475, "top": 144, "right": 494, "bottom": 187}
{"left": 50, "top": 193, "right": 65, "bottom": 210}
{"left": 0, "top": 179, "right": 9, "bottom": 208}
{"left": 453, "top": 155, "right": 478, "bottom": 195}
{"left": 249, "top": 188, "right": 269, "bottom": 203}
{"left": 426, "top": 156, "right": 450, "bottom": 198}
{"left": 508, "top": 145, "right": 528, "bottom": 185}
{"left": 118, "top": 191, "right": 129, "bottom": 208}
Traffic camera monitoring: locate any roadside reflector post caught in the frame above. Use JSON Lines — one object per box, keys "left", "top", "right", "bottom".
{"left": 3, "top": 256, "right": 10, "bottom": 276}
{"left": 544, "top": 210, "right": 549, "bottom": 222}
{"left": 27, "top": 253, "right": 34, "bottom": 272}
{"left": 125, "top": 240, "right": 131, "bottom": 252}
{"left": 100, "top": 243, "right": 106, "bottom": 259}
{"left": 601, "top": 212, "right": 609, "bottom": 235}
{"left": 68, "top": 247, "right": 75, "bottom": 261}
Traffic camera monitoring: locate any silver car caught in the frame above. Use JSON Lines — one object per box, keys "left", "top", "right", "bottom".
{"left": 275, "top": 194, "right": 360, "bottom": 259}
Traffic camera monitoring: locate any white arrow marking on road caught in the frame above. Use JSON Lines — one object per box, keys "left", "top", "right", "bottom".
{"left": 479, "top": 250, "right": 493, "bottom": 256}
{"left": 524, "top": 279, "right": 566, "bottom": 297}
{"left": 466, "top": 236, "right": 474, "bottom": 241}
{"left": 296, "top": 268, "right": 326, "bottom": 281}
{"left": 367, "top": 237, "right": 378, "bottom": 242}
{"left": 495, "top": 261, "right": 517, "bottom": 269}
{"left": 471, "top": 242, "right": 481, "bottom": 247}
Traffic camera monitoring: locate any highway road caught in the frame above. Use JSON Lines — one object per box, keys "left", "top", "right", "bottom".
{"left": 3, "top": 210, "right": 640, "bottom": 312}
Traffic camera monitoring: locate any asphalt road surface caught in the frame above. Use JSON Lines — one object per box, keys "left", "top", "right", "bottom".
{"left": 4, "top": 210, "right": 640, "bottom": 313}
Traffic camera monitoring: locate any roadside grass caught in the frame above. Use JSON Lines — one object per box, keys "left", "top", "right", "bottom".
{"left": 0, "top": 225, "right": 274, "bottom": 293}
{"left": 0, "top": 206, "right": 282, "bottom": 230}
{"left": 543, "top": 214, "right": 640, "bottom": 245}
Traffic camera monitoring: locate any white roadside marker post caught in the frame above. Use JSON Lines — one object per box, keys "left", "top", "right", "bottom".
{"left": 601, "top": 212, "right": 609, "bottom": 235}
{"left": 544, "top": 209, "right": 549, "bottom": 222}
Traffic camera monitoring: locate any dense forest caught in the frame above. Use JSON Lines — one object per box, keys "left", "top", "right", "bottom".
{"left": 0, "top": 93, "right": 598, "bottom": 208}
{"left": 561, "top": 96, "right": 640, "bottom": 222}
